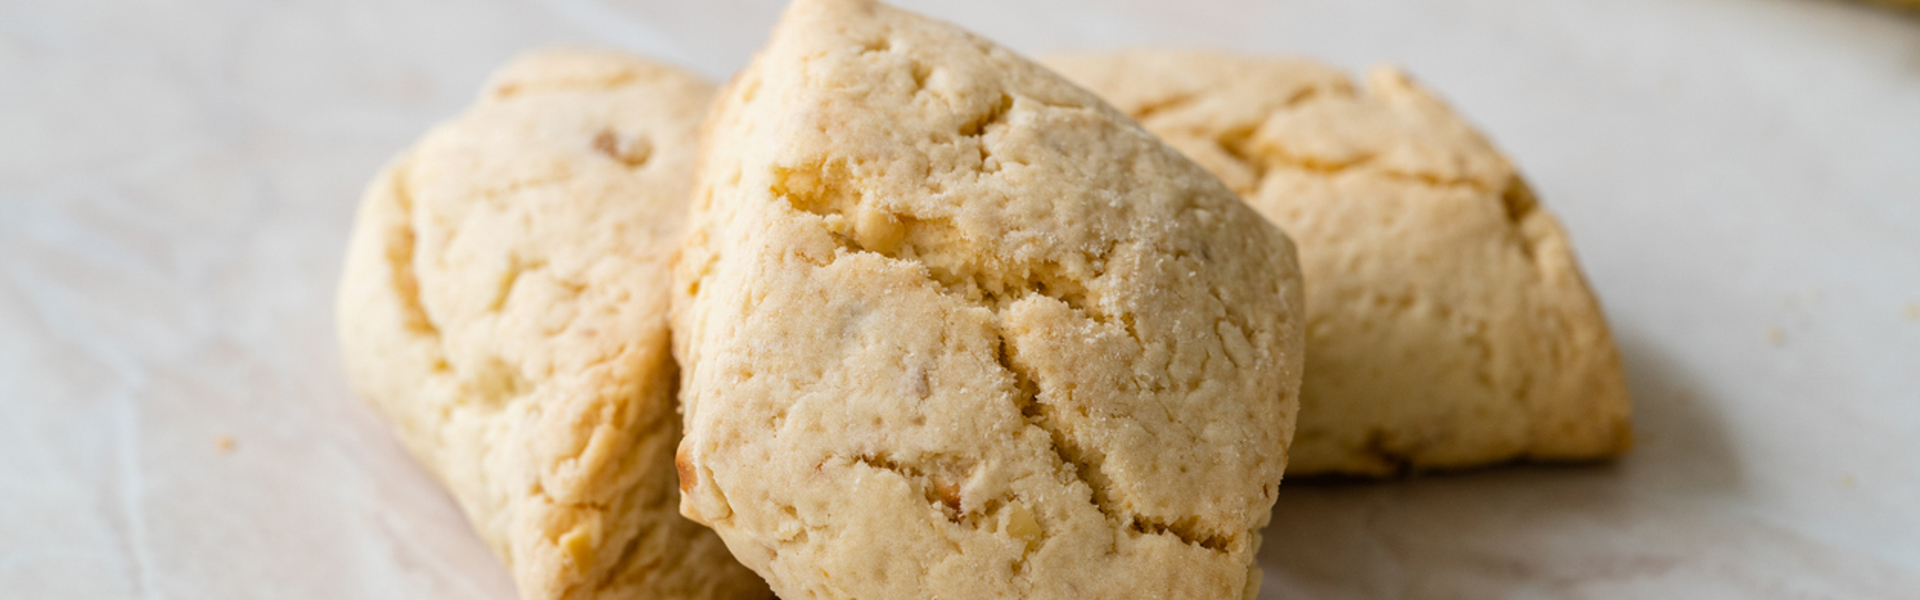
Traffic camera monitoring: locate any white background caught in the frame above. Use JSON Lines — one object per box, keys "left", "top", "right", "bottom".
{"left": 3, "top": 0, "right": 1918, "bottom": 598}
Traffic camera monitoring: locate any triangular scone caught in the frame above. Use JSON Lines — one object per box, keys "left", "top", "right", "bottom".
{"left": 671, "top": 1, "right": 1305, "bottom": 598}
{"left": 336, "top": 48, "right": 770, "bottom": 600}
{"left": 1045, "top": 50, "right": 1633, "bottom": 476}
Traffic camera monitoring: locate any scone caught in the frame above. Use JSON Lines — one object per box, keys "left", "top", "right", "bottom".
{"left": 670, "top": 1, "right": 1306, "bottom": 598}
{"left": 1044, "top": 50, "right": 1633, "bottom": 476}
{"left": 335, "top": 48, "right": 769, "bottom": 600}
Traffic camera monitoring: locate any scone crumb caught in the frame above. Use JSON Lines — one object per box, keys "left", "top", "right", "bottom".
{"left": 1904, "top": 302, "right": 1920, "bottom": 321}
{"left": 1765, "top": 326, "right": 1785, "bottom": 347}
{"left": 675, "top": 445, "right": 697, "bottom": 493}
{"left": 1005, "top": 503, "right": 1043, "bottom": 549}
{"left": 215, "top": 435, "right": 237, "bottom": 453}
{"left": 561, "top": 528, "right": 596, "bottom": 571}
{"left": 1840, "top": 473, "right": 1856, "bottom": 488}
{"left": 592, "top": 129, "right": 653, "bottom": 167}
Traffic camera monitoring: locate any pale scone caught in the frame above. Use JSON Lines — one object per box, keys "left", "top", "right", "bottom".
{"left": 335, "top": 48, "right": 769, "bottom": 600}
{"left": 1044, "top": 50, "right": 1633, "bottom": 477}
{"left": 670, "top": 0, "right": 1306, "bottom": 598}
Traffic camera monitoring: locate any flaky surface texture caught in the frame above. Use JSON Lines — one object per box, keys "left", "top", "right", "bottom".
{"left": 671, "top": 1, "right": 1306, "bottom": 598}
{"left": 336, "top": 47, "right": 770, "bottom": 600}
{"left": 1045, "top": 49, "right": 1633, "bottom": 477}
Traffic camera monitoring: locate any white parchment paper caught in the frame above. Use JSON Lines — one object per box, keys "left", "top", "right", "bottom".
{"left": 4, "top": 0, "right": 1918, "bottom": 598}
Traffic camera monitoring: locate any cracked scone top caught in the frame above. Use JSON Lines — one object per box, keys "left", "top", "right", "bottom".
{"left": 1044, "top": 50, "right": 1633, "bottom": 476}
{"left": 336, "top": 48, "right": 769, "bottom": 600}
{"left": 671, "top": 1, "right": 1305, "bottom": 598}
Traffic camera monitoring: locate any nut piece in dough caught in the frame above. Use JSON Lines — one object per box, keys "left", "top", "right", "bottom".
{"left": 1045, "top": 49, "right": 1633, "bottom": 476}
{"left": 336, "top": 47, "right": 770, "bottom": 600}
{"left": 672, "top": 1, "right": 1305, "bottom": 599}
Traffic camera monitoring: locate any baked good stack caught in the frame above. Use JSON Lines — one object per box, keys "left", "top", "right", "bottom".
{"left": 336, "top": 0, "right": 1631, "bottom": 598}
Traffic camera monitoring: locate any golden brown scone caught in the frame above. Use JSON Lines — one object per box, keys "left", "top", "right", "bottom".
{"left": 335, "top": 47, "right": 770, "bottom": 600}
{"left": 671, "top": 1, "right": 1306, "bottom": 598}
{"left": 1045, "top": 49, "right": 1632, "bottom": 477}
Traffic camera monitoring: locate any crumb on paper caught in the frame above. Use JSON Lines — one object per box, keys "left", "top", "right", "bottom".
{"left": 216, "top": 435, "right": 237, "bottom": 453}
{"left": 1765, "top": 326, "right": 1785, "bottom": 347}
{"left": 1905, "top": 302, "right": 1920, "bottom": 321}
{"left": 1840, "top": 473, "right": 1855, "bottom": 488}
{"left": 1783, "top": 289, "right": 1824, "bottom": 309}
